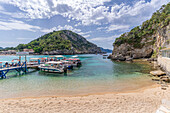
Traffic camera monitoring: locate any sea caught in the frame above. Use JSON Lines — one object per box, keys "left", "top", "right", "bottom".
{"left": 0, "top": 54, "right": 155, "bottom": 99}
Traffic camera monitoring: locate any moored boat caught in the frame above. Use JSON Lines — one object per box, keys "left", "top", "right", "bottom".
{"left": 38, "top": 61, "right": 65, "bottom": 73}
{"left": 103, "top": 54, "right": 108, "bottom": 59}
{"left": 63, "top": 58, "right": 82, "bottom": 67}
{"left": 61, "top": 60, "right": 73, "bottom": 70}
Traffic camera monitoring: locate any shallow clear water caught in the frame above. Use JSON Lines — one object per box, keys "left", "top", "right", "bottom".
{"left": 0, "top": 54, "right": 154, "bottom": 99}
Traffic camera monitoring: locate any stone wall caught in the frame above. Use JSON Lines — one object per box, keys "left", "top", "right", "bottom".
{"left": 157, "top": 56, "right": 170, "bottom": 76}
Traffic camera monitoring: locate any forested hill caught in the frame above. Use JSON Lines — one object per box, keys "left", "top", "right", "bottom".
{"left": 16, "top": 30, "right": 101, "bottom": 54}
{"left": 110, "top": 3, "right": 170, "bottom": 61}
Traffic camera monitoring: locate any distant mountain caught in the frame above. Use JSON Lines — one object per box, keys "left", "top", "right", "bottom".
{"left": 16, "top": 30, "right": 101, "bottom": 55}
{"left": 100, "top": 47, "right": 112, "bottom": 53}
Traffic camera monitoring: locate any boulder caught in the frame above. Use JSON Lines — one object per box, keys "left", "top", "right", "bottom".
{"left": 109, "top": 54, "right": 126, "bottom": 61}
{"left": 125, "top": 56, "right": 133, "bottom": 61}
{"left": 107, "top": 55, "right": 112, "bottom": 59}
{"left": 150, "top": 70, "right": 166, "bottom": 77}
{"left": 160, "top": 76, "right": 170, "bottom": 82}
{"left": 152, "top": 77, "right": 160, "bottom": 81}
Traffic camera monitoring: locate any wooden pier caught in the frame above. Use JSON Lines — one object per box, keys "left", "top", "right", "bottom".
{"left": 0, "top": 52, "right": 28, "bottom": 79}
{"left": 0, "top": 62, "right": 27, "bottom": 79}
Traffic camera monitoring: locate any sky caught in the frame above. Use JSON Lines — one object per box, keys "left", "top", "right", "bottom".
{"left": 0, "top": 0, "right": 169, "bottom": 49}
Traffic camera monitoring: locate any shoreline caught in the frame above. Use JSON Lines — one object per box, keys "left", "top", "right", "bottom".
{"left": 0, "top": 82, "right": 159, "bottom": 100}
{"left": 0, "top": 84, "right": 169, "bottom": 113}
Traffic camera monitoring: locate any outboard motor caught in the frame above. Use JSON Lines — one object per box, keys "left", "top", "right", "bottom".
{"left": 0, "top": 71, "right": 2, "bottom": 78}
{"left": 77, "top": 61, "right": 82, "bottom": 67}
{"left": 63, "top": 66, "right": 67, "bottom": 73}
{"left": 71, "top": 65, "right": 73, "bottom": 69}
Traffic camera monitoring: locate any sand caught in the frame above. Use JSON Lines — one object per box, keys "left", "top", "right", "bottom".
{"left": 0, "top": 84, "right": 169, "bottom": 113}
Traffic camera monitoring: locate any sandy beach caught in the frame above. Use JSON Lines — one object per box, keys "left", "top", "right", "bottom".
{"left": 0, "top": 84, "right": 169, "bottom": 113}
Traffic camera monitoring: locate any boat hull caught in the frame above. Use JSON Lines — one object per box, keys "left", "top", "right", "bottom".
{"left": 39, "top": 67, "right": 64, "bottom": 74}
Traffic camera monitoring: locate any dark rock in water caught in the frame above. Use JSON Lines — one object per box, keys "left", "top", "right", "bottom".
{"left": 107, "top": 55, "right": 112, "bottom": 59}
{"left": 160, "top": 76, "right": 170, "bottom": 82}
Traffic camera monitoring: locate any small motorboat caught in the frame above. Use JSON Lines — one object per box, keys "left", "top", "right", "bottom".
{"left": 38, "top": 61, "right": 65, "bottom": 73}
{"left": 103, "top": 54, "right": 108, "bottom": 59}
{"left": 27, "top": 58, "right": 44, "bottom": 65}
{"left": 61, "top": 60, "right": 73, "bottom": 70}
{"left": 64, "top": 58, "right": 82, "bottom": 67}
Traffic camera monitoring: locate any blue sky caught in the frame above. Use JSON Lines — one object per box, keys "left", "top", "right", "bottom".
{"left": 0, "top": 0, "right": 169, "bottom": 49}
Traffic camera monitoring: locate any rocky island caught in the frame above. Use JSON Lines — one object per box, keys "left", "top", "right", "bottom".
{"left": 15, "top": 30, "right": 102, "bottom": 55}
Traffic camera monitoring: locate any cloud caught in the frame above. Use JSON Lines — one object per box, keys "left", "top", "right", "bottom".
{"left": 79, "top": 31, "right": 91, "bottom": 35}
{"left": 16, "top": 38, "right": 32, "bottom": 40}
{"left": 89, "top": 35, "right": 120, "bottom": 41}
{"left": 41, "top": 25, "right": 81, "bottom": 33}
{"left": 96, "top": 24, "right": 129, "bottom": 32}
{"left": 88, "top": 35, "right": 120, "bottom": 49}
{"left": 107, "top": 25, "right": 130, "bottom": 31}
{"left": 83, "top": 34, "right": 90, "bottom": 38}
{"left": 0, "top": 0, "right": 168, "bottom": 26}
{"left": 0, "top": 19, "right": 41, "bottom": 31}
{"left": 0, "top": 0, "right": 169, "bottom": 49}
{"left": 0, "top": 5, "right": 4, "bottom": 11}
{"left": 77, "top": 31, "right": 91, "bottom": 38}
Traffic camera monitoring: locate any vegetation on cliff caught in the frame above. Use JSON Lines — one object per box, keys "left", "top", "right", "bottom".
{"left": 16, "top": 30, "right": 101, "bottom": 54}
{"left": 114, "top": 3, "right": 170, "bottom": 48}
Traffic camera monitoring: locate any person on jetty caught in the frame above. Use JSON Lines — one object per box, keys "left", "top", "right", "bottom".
{"left": 5, "top": 62, "right": 8, "bottom": 67}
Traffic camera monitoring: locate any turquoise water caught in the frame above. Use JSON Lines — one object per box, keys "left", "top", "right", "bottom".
{"left": 0, "top": 54, "right": 154, "bottom": 99}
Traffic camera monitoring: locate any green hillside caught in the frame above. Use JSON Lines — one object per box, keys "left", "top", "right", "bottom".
{"left": 16, "top": 30, "right": 101, "bottom": 54}
{"left": 114, "top": 3, "right": 170, "bottom": 48}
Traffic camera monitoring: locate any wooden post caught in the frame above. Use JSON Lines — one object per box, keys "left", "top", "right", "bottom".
{"left": 19, "top": 56, "right": 21, "bottom": 66}
{"left": 25, "top": 55, "right": 27, "bottom": 73}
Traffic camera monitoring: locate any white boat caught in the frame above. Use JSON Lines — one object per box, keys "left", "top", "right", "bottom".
{"left": 27, "top": 58, "right": 43, "bottom": 65}
{"left": 63, "top": 58, "right": 82, "bottom": 67}
{"left": 61, "top": 60, "right": 73, "bottom": 69}
{"left": 38, "top": 61, "right": 65, "bottom": 73}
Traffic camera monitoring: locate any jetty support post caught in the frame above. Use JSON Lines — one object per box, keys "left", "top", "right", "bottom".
{"left": 25, "top": 55, "right": 27, "bottom": 73}
{"left": 16, "top": 52, "right": 29, "bottom": 73}
{"left": 0, "top": 71, "right": 7, "bottom": 79}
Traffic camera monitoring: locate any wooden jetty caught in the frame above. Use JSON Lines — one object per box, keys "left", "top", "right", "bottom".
{"left": 0, "top": 52, "right": 28, "bottom": 79}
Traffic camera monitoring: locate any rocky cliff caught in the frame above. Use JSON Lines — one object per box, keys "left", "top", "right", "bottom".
{"left": 110, "top": 3, "right": 170, "bottom": 61}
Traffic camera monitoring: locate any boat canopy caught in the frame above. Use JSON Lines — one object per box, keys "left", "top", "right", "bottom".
{"left": 72, "top": 55, "right": 78, "bottom": 58}
{"left": 49, "top": 56, "right": 55, "bottom": 58}
{"left": 46, "top": 61, "right": 63, "bottom": 64}
{"left": 0, "top": 61, "right": 10, "bottom": 63}
{"left": 12, "top": 59, "right": 20, "bottom": 62}
{"left": 67, "top": 58, "right": 80, "bottom": 61}
{"left": 54, "top": 55, "right": 64, "bottom": 58}
{"left": 61, "top": 60, "right": 69, "bottom": 63}
{"left": 30, "top": 58, "right": 41, "bottom": 60}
